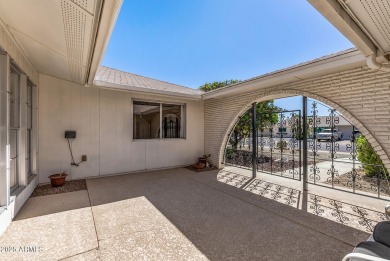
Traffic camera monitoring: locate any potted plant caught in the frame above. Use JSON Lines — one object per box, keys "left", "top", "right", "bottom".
{"left": 192, "top": 154, "right": 211, "bottom": 170}
{"left": 48, "top": 170, "right": 68, "bottom": 187}
{"left": 198, "top": 154, "right": 211, "bottom": 167}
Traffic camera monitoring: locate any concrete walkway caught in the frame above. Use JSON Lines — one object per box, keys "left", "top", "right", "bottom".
{"left": 308, "top": 158, "right": 361, "bottom": 184}
{"left": 0, "top": 168, "right": 370, "bottom": 260}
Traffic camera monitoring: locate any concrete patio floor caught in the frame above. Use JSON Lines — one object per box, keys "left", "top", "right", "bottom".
{"left": 0, "top": 168, "right": 371, "bottom": 260}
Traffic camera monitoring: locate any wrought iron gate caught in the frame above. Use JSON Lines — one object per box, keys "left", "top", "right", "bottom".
{"left": 224, "top": 98, "right": 390, "bottom": 199}
{"left": 224, "top": 106, "right": 302, "bottom": 181}
{"left": 257, "top": 110, "right": 301, "bottom": 180}
{"left": 307, "top": 100, "right": 389, "bottom": 199}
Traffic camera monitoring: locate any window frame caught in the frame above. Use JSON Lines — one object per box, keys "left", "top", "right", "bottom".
{"left": 26, "top": 81, "right": 33, "bottom": 176}
{"left": 9, "top": 66, "right": 20, "bottom": 192}
{"left": 132, "top": 99, "right": 186, "bottom": 141}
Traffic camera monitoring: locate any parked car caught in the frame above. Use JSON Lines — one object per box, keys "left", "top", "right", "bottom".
{"left": 317, "top": 129, "right": 343, "bottom": 141}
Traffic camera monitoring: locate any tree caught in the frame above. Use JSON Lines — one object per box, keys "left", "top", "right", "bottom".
{"left": 356, "top": 135, "right": 389, "bottom": 178}
{"left": 199, "top": 80, "right": 241, "bottom": 92}
{"left": 199, "top": 79, "right": 281, "bottom": 149}
{"left": 230, "top": 101, "right": 281, "bottom": 149}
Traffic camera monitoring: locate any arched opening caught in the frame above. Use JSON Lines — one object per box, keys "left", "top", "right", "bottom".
{"left": 220, "top": 93, "right": 390, "bottom": 199}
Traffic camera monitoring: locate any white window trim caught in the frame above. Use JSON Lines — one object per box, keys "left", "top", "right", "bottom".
{"left": 0, "top": 53, "right": 10, "bottom": 206}
{"left": 8, "top": 64, "right": 24, "bottom": 192}
{"left": 0, "top": 50, "right": 38, "bottom": 207}
{"left": 132, "top": 99, "right": 187, "bottom": 141}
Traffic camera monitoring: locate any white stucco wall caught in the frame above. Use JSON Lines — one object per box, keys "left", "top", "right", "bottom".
{"left": 38, "top": 74, "right": 204, "bottom": 183}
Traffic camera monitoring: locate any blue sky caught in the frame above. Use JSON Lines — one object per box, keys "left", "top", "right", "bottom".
{"left": 102, "top": 0, "right": 354, "bottom": 115}
{"left": 274, "top": 96, "right": 331, "bottom": 116}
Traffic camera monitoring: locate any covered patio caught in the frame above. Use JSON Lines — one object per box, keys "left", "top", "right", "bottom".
{"left": 0, "top": 0, "right": 390, "bottom": 260}
{"left": 0, "top": 168, "right": 369, "bottom": 260}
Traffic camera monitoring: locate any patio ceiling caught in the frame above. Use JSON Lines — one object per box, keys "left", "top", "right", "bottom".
{"left": 338, "top": 0, "right": 390, "bottom": 55}
{"left": 0, "top": 0, "right": 122, "bottom": 84}
{"left": 308, "top": 0, "right": 390, "bottom": 58}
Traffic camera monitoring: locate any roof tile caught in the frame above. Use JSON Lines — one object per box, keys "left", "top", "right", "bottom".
{"left": 95, "top": 66, "right": 203, "bottom": 96}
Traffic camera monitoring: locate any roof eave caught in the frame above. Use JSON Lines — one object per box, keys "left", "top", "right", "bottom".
{"left": 307, "top": 0, "right": 376, "bottom": 56}
{"left": 93, "top": 80, "right": 203, "bottom": 100}
{"left": 202, "top": 49, "right": 366, "bottom": 100}
{"left": 87, "top": 0, "right": 123, "bottom": 85}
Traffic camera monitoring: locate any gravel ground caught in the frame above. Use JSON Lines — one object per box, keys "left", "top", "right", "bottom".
{"left": 324, "top": 169, "right": 390, "bottom": 196}
{"left": 225, "top": 153, "right": 315, "bottom": 173}
{"left": 31, "top": 179, "right": 87, "bottom": 197}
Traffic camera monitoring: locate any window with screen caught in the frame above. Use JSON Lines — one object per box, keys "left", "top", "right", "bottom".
{"left": 133, "top": 101, "right": 185, "bottom": 140}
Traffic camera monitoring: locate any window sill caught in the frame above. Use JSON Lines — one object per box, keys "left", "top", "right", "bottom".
{"left": 10, "top": 175, "right": 37, "bottom": 200}
{"left": 10, "top": 186, "right": 26, "bottom": 201}
{"left": 27, "top": 174, "right": 37, "bottom": 185}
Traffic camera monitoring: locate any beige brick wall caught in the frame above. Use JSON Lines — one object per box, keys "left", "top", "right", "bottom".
{"left": 204, "top": 66, "right": 390, "bottom": 172}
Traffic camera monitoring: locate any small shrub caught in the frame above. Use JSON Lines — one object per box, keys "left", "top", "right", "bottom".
{"left": 356, "top": 135, "right": 388, "bottom": 178}
{"left": 225, "top": 147, "right": 234, "bottom": 159}
{"left": 276, "top": 140, "right": 288, "bottom": 150}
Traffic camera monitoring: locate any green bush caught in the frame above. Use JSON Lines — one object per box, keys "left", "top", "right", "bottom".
{"left": 225, "top": 147, "right": 234, "bottom": 159}
{"left": 276, "top": 140, "right": 288, "bottom": 150}
{"left": 356, "top": 135, "right": 388, "bottom": 178}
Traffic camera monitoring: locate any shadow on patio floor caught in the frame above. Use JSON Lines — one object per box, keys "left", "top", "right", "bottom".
{"left": 217, "top": 169, "right": 387, "bottom": 233}
{"left": 0, "top": 167, "right": 372, "bottom": 260}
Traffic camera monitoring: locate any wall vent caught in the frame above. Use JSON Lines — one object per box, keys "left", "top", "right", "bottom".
{"left": 61, "top": 0, "right": 88, "bottom": 82}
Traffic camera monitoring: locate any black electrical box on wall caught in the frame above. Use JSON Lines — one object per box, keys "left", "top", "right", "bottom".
{"left": 65, "top": 131, "right": 76, "bottom": 139}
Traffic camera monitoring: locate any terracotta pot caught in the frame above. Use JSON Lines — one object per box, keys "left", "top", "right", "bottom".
{"left": 48, "top": 174, "right": 68, "bottom": 187}
{"left": 193, "top": 162, "right": 206, "bottom": 169}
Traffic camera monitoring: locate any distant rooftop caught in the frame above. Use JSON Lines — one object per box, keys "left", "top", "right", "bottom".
{"left": 94, "top": 66, "right": 204, "bottom": 96}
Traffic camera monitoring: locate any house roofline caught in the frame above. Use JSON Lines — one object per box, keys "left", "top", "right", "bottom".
{"left": 87, "top": 0, "right": 123, "bottom": 85}
{"left": 92, "top": 80, "right": 203, "bottom": 100}
{"left": 96, "top": 65, "right": 204, "bottom": 95}
{"left": 307, "top": 0, "right": 376, "bottom": 56}
{"left": 92, "top": 48, "right": 366, "bottom": 100}
{"left": 202, "top": 48, "right": 366, "bottom": 100}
